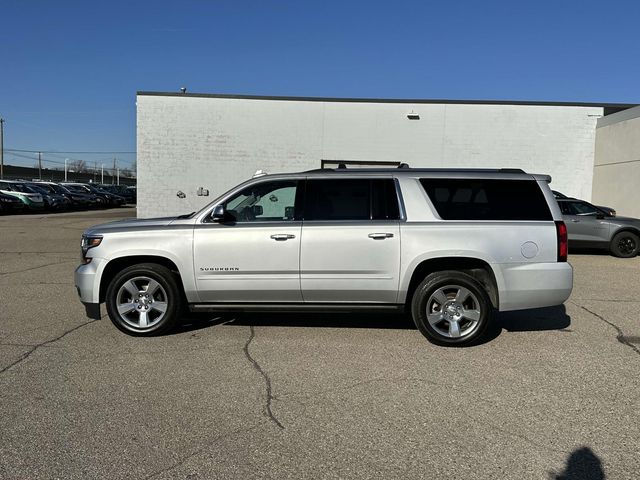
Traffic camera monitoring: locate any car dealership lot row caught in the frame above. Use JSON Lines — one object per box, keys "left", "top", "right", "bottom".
{"left": 0, "top": 209, "right": 639, "bottom": 479}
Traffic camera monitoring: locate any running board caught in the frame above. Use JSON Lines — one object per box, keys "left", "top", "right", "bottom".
{"left": 189, "top": 303, "right": 405, "bottom": 313}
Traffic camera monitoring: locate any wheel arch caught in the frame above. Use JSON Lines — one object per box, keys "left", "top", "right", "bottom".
{"left": 611, "top": 226, "right": 640, "bottom": 240}
{"left": 99, "top": 255, "right": 186, "bottom": 303}
{"left": 402, "top": 256, "right": 499, "bottom": 309}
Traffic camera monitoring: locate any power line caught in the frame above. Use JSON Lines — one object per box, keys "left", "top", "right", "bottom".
{"left": 6, "top": 148, "right": 136, "bottom": 154}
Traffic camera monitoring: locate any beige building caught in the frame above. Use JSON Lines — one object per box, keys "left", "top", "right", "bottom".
{"left": 593, "top": 106, "right": 640, "bottom": 218}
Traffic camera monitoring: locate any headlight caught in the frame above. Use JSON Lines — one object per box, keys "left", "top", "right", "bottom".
{"left": 81, "top": 235, "right": 103, "bottom": 264}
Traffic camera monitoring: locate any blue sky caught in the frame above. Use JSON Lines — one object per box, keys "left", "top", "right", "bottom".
{"left": 1, "top": 0, "right": 639, "bottom": 170}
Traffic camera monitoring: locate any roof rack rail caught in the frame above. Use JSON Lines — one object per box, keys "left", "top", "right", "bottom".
{"left": 397, "top": 163, "right": 410, "bottom": 169}
{"left": 499, "top": 168, "right": 526, "bottom": 173}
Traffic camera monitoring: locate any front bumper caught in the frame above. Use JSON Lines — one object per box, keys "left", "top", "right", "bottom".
{"left": 74, "top": 258, "right": 107, "bottom": 316}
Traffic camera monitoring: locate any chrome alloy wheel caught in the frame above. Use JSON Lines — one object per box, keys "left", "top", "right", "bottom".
{"left": 426, "top": 285, "right": 482, "bottom": 339}
{"left": 116, "top": 276, "right": 168, "bottom": 330}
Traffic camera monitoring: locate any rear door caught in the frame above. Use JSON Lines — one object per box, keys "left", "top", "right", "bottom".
{"left": 300, "top": 178, "right": 401, "bottom": 303}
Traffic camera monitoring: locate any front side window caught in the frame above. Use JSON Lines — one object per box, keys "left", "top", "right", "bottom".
{"left": 224, "top": 180, "right": 298, "bottom": 222}
{"left": 570, "top": 201, "right": 600, "bottom": 215}
{"left": 304, "top": 178, "right": 400, "bottom": 221}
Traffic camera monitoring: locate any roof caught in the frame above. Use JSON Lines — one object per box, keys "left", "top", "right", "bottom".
{"left": 137, "top": 91, "right": 637, "bottom": 115}
{"left": 255, "top": 167, "right": 551, "bottom": 182}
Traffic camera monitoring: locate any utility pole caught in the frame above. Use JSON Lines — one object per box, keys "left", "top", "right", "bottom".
{"left": 64, "top": 158, "right": 68, "bottom": 182}
{"left": 0, "top": 118, "right": 5, "bottom": 180}
{"left": 112, "top": 157, "right": 116, "bottom": 185}
{"left": 94, "top": 161, "right": 97, "bottom": 183}
{"left": 38, "top": 152, "right": 42, "bottom": 180}
{"left": 117, "top": 167, "right": 120, "bottom": 185}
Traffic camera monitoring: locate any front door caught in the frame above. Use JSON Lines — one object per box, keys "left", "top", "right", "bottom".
{"left": 560, "top": 200, "right": 610, "bottom": 245}
{"left": 193, "top": 179, "right": 302, "bottom": 302}
{"left": 300, "top": 178, "right": 401, "bottom": 303}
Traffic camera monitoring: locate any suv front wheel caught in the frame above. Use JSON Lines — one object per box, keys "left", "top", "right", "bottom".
{"left": 105, "top": 263, "right": 183, "bottom": 336}
{"left": 411, "top": 271, "right": 493, "bottom": 347}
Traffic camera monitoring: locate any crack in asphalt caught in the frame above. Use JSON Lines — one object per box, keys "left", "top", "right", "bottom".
{"left": 572, "top": 301, "right": 640, "bottom": 356}
{"left": 0, "top": 319, "right": 98, "bottom": 375}
{"left": 0, "top": 259, "right": 75, "bottom": 276}
{"left": 143, "top": 424, "right": 261, "bottom": 479}
{"left": 243, "top": 325, "right": 285, "bottom": 430}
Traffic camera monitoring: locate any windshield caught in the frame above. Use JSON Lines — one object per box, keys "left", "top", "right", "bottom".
{"left": 53, "top": 184, "right": 71, "bottom": 194}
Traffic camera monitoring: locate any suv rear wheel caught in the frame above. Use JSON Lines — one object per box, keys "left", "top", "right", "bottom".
{"left": 105, "top": 263, "right": 182, "bottom": 336}
{"left": 411, "top": 270, "right": 493, "bottom": 347}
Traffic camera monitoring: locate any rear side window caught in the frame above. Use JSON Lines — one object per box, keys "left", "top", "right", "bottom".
{"left": 304, "top": 179, "right": 400, "bottom": 221}
{"left": 419, "top": 179, "right": 552, "bottom": 221}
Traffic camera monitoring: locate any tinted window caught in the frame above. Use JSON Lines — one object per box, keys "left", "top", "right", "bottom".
{"left": 224, "top": 180, "right": 298, "bottom": 222}
{"left": 304, "top": 179, "right": 400, "bottom": 221}
{"left": 420, "top": 179, "right": 552, "bottom": 221}
{"left": 569, "top": 201, "right": 600, "bottom": 215}
{"left": 371, "top": 179, "right": 401, "bottom": 220}
{"left": 558, "top": 201, "right": 575, "bottom": 215}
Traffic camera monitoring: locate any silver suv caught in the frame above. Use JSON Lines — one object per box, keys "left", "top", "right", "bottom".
{"left": 75, "top": 168, "right": 573, "bottom": 346}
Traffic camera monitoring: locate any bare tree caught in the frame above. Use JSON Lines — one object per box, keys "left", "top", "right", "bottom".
{"left": 69, "top": 159, "right": 87, "bottom": 172}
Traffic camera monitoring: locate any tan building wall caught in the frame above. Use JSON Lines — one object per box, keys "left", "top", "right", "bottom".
{"left": 593, "top": 106, "right": 640, "bottom": 218}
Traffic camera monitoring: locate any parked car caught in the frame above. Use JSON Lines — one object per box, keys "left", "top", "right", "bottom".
{"left": 557, "top": 198, "right": 640, "bottom": 257}
{"left": 99, "top": 184, "right": 135, "bottom": 204}
{"left": 552, "top": 190, "right": 616, "bottom": 217}
{"left": 75, "top": 167, "right": 573, "bottom": 346}
{"left": 0, "top": 191, "right": 26, "bottom": 214}
{"left": 26, "top": 183, "right": 70, "bottom": 211}
{"left": 37, "top": 182, "right": 100, "bottom": 209}
{"left": 0, "top": 180, "right": 45, "bottom": 211}
{"left": 62, "top": 183, "right": 125, "bottom": 207}
{"left": 59, "top": 183, "right": 108, "bottom": 208}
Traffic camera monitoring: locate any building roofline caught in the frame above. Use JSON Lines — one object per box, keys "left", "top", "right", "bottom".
{"left": 136, "top": 91, "right": 637, "bottom": 111}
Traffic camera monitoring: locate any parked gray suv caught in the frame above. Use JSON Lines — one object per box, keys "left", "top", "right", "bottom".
{"left": 75, "top": 167, "right": 573, "bottom": 346}
{"left": 557, "top": 198, "right": 640, "bottom": 257}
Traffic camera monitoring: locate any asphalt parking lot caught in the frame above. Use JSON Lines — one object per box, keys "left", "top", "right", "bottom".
{"left": 1, "top": 209, "right": 638, "bottom": 479}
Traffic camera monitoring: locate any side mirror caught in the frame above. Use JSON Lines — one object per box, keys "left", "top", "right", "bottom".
{"left": 596, "top": 213, "right": 605, "bottom": 220}
{"left": 211, "top": 205, "right": 226, "bottom": 222}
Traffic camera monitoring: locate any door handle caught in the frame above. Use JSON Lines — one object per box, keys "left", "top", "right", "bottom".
{"left": 571, "top": 219, "right": 580, "bottom": 223}
{"left": 270, "top": 234, "right": 295, "bottom": 241}
{"left": 368, "top": 233, "right": 394, "bottom": 239}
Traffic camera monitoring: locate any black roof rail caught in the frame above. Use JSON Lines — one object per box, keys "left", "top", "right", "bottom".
{"left": 397, "top": 163, "right": 410, "bottom": 169}
{"left": 499, "top": 168, "right": 526, "bottom": 173}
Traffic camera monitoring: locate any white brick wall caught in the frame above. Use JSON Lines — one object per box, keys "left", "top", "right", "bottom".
{"left": 137, "top": 94, "right": 602, "bottom": 218}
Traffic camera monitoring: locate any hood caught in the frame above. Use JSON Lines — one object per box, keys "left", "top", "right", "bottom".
{"left": 84, "top": 216, "right": 178, "bottom": 236}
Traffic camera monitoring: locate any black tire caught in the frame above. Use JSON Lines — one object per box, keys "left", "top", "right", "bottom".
{"left": 411, "top": 270, "right": 493, "bottom": 347}
{"left": 105, "top": 263, "right": 183, "bottom": 336}
{"left": 610, "top": 231, "right": 639, "bottom": 258}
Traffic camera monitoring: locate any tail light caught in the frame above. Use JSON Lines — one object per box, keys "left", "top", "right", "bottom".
{"left": 555, "top": 221, "right": 568, "bottom": 262}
